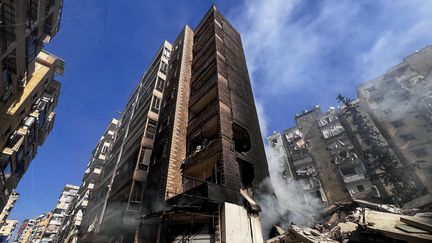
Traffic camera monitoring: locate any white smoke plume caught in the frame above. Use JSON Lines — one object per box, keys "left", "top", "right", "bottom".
{"left": 256, "top": 146, "right": 323, "bottom": 237}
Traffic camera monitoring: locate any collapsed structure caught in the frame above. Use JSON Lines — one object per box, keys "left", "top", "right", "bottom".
{"left": 0, "top": 0, "right": 64, "bottom": 218}
{"left": 267, "top": 46, "right": 432, "bottom": 242}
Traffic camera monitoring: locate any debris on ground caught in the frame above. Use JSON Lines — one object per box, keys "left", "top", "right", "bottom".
{"left": 267, "top": 199, "right": 432, "bottom": 243}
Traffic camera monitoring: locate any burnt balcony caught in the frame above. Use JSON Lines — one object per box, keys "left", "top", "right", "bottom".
{"left": 188, "top": 99, "right": 218, "bottom": 135}
{"left": 168, "top": 175, "right": 238, "bottom": 204}
{"left": 183, "top": 138, "right": 221, "bottom": 170}
{"left": 189, "top": 78, "right": 218, "bottom": 114}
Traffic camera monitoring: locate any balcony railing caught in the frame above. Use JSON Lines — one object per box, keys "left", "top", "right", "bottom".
{"left": 188, "top": 99, "right": 218, "bottom": 134}
{"left": 166, "top": 175, "right": 238, "bottom": 203}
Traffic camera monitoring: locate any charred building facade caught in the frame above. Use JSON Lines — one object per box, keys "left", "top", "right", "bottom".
{"left": 79, "top": 5, "right": 269, "bottom": 243}
{"left": 0, "top": 0, "right": 64, "bottom": 213}
{"left": 141, "top": 5, "right": 268, "bottom": 242}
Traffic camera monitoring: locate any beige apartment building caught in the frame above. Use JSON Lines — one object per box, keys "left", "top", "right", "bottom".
{"left": 0, "top": 219, "right": 17, "bottom": 242}
{"left": 0, "top": 0, "right": 64, "bottom": 213}
{"left": 0, "top": 190, "right": 18, "bottom": 226}
{"left": 40, "top": 184, "right": 79, "bottom": 242}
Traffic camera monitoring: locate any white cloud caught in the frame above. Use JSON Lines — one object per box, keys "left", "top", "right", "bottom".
{"left": 228, "top": 0, "right": 432, "bottom": 137}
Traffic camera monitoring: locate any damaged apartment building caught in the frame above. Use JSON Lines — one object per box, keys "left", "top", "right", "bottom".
{"left": 0, "top": 0, "right": 64, "bottom": 215}
{"left": 268, "top": 46, "right": 432, "bottom": 209}
{"left": 79, "top": 5, "right": 269, "bottom": 243}
{"left": 268, "top": 106, "right": 377, "bottom": 204}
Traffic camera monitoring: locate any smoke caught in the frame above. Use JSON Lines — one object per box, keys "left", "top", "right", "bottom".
{"left": 256, "top": 146, "right": 323, "bottom": 237}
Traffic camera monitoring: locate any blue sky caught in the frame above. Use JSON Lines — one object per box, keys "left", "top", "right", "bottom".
{"left": 9, "top": 0, "right": 432, "bottom": 225}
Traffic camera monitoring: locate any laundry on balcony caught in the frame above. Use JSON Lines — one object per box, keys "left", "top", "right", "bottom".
{"left": 181, "top": 138, "right": 215, "bottom": 168}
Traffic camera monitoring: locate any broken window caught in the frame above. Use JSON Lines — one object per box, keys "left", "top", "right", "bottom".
{"left": 237, "top": 158, "right": 254, "bottom": 188}
{"left": 412, "top": 148, "right": 428, "bottom": 158}
{"left": 357, "top": 185, "right": 365, "bottom": 192}
{"left": 232, "top": 123, "right": 251, "bottom": 153}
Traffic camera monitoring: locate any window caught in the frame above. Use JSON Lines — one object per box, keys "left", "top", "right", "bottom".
{"left": 151, "top": 96, "right": 161, "bottom": 113}
{"left": 270, "top": 139, "right": 278, "bottom": 147}
{"left": 232, "top": 123, "right": 251, "bottom": 153}
{"left": 357, "top": 185, "right": 365, "bottom": 192}
{"left": 162, "top": 47, "right": 170, "bottom": 58}
{"left": 100, "top": 145, "right": 108, "bottom": 155}
{"left": 155, "top": 78, "right": 164, "bottom": 92}
{"left": 160, "top": 61, "right": 168, "bottom": 74}
{"left": 391, "top": 119, "right": 405, "bottom": 128}
{"left": 400, "top": 133, "right": 416, "bottom": 142}
{"left": 145, "top": 119, "right": 157, "bottom": 139}
{"left": 340, "top": 166, "right": 356, "bottom": 177}
{"left": 412, "top": 148, "right": 428, "bottom": 158}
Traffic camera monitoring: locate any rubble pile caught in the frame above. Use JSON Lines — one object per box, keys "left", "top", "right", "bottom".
{"left": 267, "top": 200, "right": 432, "bottom": 243}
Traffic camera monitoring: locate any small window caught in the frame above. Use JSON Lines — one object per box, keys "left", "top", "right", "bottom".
{"left": 270, "top": 139, "right": 278, "bottom": 147}
{"left": 155, "top": 78, "right": 164, "bottom": 92}
{"left": 160, "top": 62, "right": 168, "bottom": 74}
{"left": 162, "top": 48, "right": 170, "bottom": 58}
{"left": 151, "top": 96, "right": 161, "bottom": 113}
{"left": 391, "top": 119, "right": 405, "bottom": 128}
{"left": 400, "top": 133, "right": 416, "bottom": 142}
{"left": 412, "top": 148, "right": 428, "bottom": 158}
{"left": 357, "top": 185, "right": 365, "bottom": 192}
{"left": 100, "top": 145, "right": 108, "bottom": 155}
{"left": 145, "top": 119, "right": 158, "bottom": 139}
